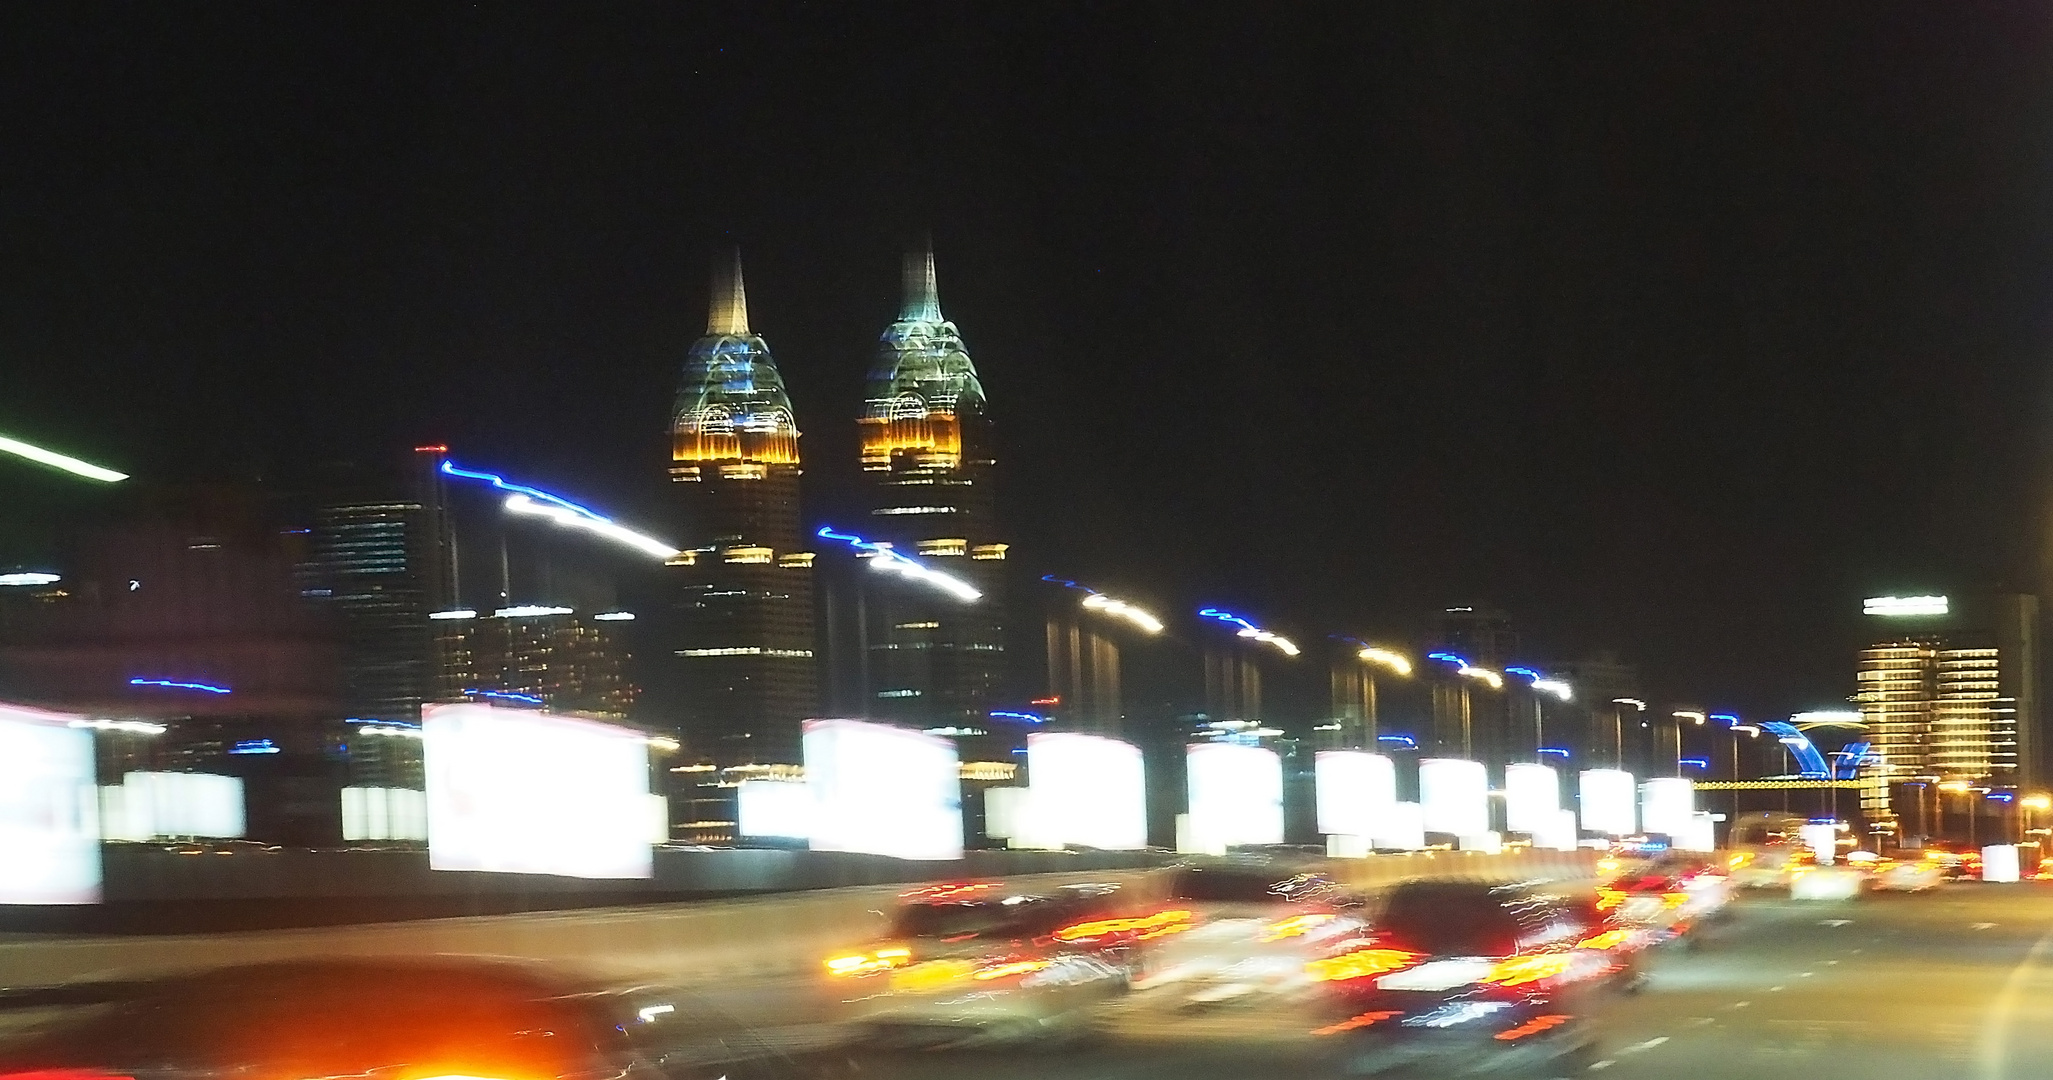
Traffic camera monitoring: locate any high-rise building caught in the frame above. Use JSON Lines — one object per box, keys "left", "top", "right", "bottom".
{"left": 855, "top": 245, "right": 1009, "bottom": 726}
{"left": 660, "top": 254, "right": 816, "bottom": 763}
{"left": 430, "top": 607, "right": 636, "bottom": 719}
{"left": 1855, "top": 593, "right": 2041, "bottom": 834}
{"left": 302, "top": 447, "right": 457, "bottom": 724}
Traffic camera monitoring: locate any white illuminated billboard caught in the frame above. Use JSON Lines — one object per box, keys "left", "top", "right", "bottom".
{"left": 737, "top": 780, "right": 812, "bottom": 840}
{"left": 1314, "top": 751, "right": 1396, "bottom": 838}
{"left": 1186, "top": 743, "right": 1283, "bottom": 850}
{"left": 1983, "top": 844, "right": 2021, "bottom": 884}
{"left": 1639, "top": 777, "right": 1696, "bottom": 838}
{"left": 341, "top": 787, "right": 428, "bottom": 842}
{"left": 1535, "top": 808, "right": 1580, "bottom": 852}
{"left": 1418, "top": 758, "right": 1488, "bottom": 838}
{"left": 1676, "top": 811, "right": 1717, "bottom": 853}
{"left": 1374, "top": 801, "right": 1426, "bottom": 851}
{"left": 0, "top": 704, "right": 101, "bottom": 905}
{"left": 1503, "top": 763, "right": 1560, "bottom": 835}
{"left": 805, "top": 719, "right": 963, "bottom": 861}
{"left": 1026, "top": 733, "right": 1147, "bottom": 850}
{"left": 424, "top": 703, "right": 654, "bottom": 879}
{"left": 103, "top": 773, "right": 246, "bottom": 841}
{"left": 1579, "top": 769, "right": 1637, "bottom": 836}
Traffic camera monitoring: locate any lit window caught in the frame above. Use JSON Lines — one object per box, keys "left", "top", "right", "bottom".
{"left": 918, "top": 538, "right": 968, "bottom": 557}
{"left": 877, "top": 688, "right": 921, "bottom": 698}
{"left": 896, "top": 621, "right": 940, "bottom": 629}
{"left": 778, "top": 552, "right": 815, "bottom": 568}
{"left": 725, "top": 547, "right": 774, "bottom": 564}
{"left": 971, "top": 544, "right": 1009, "bottom": 560}
{"left": 873, "top": 506, "right": 959, "bottom": 515}
{"left": 719, "top": 463, "right": 768, "bottom": 481}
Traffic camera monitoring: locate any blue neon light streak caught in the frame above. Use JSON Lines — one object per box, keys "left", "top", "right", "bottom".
{"left": 1426, "top": 651, "right": 1469, "bottom": 667}
{"left": 1990, "top": 792, "right": 2015, "bottom": 802}
{"left": 1504, "top": 666, "right": 1542, "bottom": 680}
{"left": 1041, "top": 575, "right": 1094, "bottom": 594}
{"left": 130, "top": 678, "right": 230, "bottom": 695}
{"left": 1537, "top": 747, "right": 1571, "bottom": 757}
{"left": 1710, "top": 713, "right": 1740, "bottom": 723}
{"left": 464, "top": 688, "right": 545, "bottom": 705}
{"left": 441, "top": 462, "right": 614, "bottom": 523}
{"left": 1197, "top": 607, "right": 1261, "bottom": 633}
{"left": 1377, "top": 734, "right": 1418, "bottom": 749}
{"left": 229, "top": 739, "right": 281, "bottom": 755}
{"left": 989, "top": 710, "right": 1046, "bottom": 724}
{"left": 1680, "top": 757, "right": 1710, "bottom": 769}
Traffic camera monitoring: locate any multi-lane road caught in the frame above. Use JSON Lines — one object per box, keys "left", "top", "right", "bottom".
{"left": 790, "top": 885, "right": 2053, "bottom": 1079}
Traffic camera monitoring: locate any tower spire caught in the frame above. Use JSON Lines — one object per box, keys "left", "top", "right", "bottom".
{"left": 707, "top": 249, "right": 749, "bottom": 335}
{"left": 900, "top": 239, "right": 943, "bottom": 323}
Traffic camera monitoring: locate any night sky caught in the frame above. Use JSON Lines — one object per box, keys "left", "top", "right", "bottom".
{"left": 3, "top": 4, "right": 2051, "bottom": 719}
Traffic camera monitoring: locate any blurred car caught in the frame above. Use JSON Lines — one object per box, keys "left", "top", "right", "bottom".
{"left": 1128, "top": 862, "right": 1365, "bottom": 1006}
{"left": 1870, "top": 854, "right": 1947, "bottom": 892}
{"left": 1596, "top": 857, "right": 1732, "bottom": 946}
{"left": 1304, "top": 880, "right": 1624, "bottom": 1076}
{"left": 0, "top": 956, "right": 823, "bottom": 1080}
{"left": 825, "top": 881, "right": 1144, "bottom": 1044}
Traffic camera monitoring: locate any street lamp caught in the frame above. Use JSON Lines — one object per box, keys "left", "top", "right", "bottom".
{"left": 1611, "top": 698, "right": 1646, "bottom": 768}
{"left": 1353, "top": 646, "right": 1413, "bottom": 745}
{"left": 1429, "top": 652, "right": 1502, "bottom": 758}
{"left": 1505, "top": 666, "right": 1572, "bottom": 762}
{"left": 2023, "top": 793, "right": 2050, "bottom": 845}
{"left": 1670, "top": 710, "right": 1706, "bottom": 776}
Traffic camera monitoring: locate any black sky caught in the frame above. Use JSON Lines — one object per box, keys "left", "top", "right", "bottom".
{"left": 2, "top": 3, "right": 2051, "bottom": 718}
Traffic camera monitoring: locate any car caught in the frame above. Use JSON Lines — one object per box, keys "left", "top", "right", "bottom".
{"left": 0, "top": 956, "right": 830, "bottom": 1080}
{"left": 1128, "top": 862, "right": 1366, "bottom": 1006}
{"left": 1597, "top": 858, "right": 1731, "bottom": 946}
{"left": 824, "top": 881, "right": 1146, "bottom": 1045}
{"left": 1304, "top": 880, "right": 1627, "bottom": 1076}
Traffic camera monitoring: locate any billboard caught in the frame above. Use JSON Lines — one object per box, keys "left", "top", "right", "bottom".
{"left": 737, "top": 779, "right": 812, "bottom": 840}
{"left": 1314, "top": 751, "right": 1397, "bottom": 838}
{"left": 1186, "top": 743, "right": 1283, "bottom": 850}
{"left": 1418, "top": 758, "right": 1489, "bottom": 838}
{"left": 1026, "top": 733, "right": 1147, "bottom": 850}
{"left": 423, "top": 703, "right": 654, "bottom": 879}
{"left": 1503, "top": 763, "right": 1560, "bottom": 835}
{"left": 102, "top": 772, "right": 246, "bottom": 841}
{"left": 805, "top": 719, "right": 962, "bottom": 860}
{"left": 1374, "top": 801, "right": 1426, "bottom": 850}
{"left": 1579, "top": 769, "right": 1637, "bottom": 836}
{"left": 0, "top": 704, "right": 101, "bottom": 905}
{"left": 1639, "top": 777, "right": 1696, "bottom": 838}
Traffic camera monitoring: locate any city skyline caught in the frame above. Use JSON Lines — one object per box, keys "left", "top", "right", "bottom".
{"left": 2, "top": 6, "right": 2050, "bottom": 724}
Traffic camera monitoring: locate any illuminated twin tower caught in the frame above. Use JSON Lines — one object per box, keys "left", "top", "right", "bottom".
{"left": 663, "top": 246, "right": 1006, "bottom": 763}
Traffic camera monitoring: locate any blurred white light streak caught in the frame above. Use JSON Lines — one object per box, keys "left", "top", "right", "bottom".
{"left": 0, "top": 434, "right": 128, "bottom": 483}
{"left": 503, "top": 494, "right": 681, "bottom": 560}
{"left": 1080, "top": 592, "right": 1163, "bottom": 634}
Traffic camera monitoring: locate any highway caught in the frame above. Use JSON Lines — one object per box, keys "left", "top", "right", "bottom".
{"left": 9, "top": 877, "right": 2053, "bottom": 1079}
{"left": 703, "top": 884, "right": 2053, "bottom": 1079}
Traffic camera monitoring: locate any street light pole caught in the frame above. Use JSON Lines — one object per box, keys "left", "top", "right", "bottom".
{"left": 1612, "top": 698, "right": 1646, "bottom": 770}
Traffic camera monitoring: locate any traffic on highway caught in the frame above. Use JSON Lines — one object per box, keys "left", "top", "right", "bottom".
{"left": 9, "top": 847, "right": 2053, "bottom": 1080}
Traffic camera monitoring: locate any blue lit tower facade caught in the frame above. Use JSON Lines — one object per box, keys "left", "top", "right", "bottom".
{"left": 662, "top": 254, "right": 816, "bottom": 763}
{"left": 856, "top": 246, "right": 1009, "bottom": 724}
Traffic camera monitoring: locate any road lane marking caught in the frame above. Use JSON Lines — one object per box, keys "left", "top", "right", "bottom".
{"left": 1819, "top": 919, "right": 1852, "bottom": 927}
{"left": 1825, "top": 960, "right": 1840, "bottom": 966}
{"left": 1978, "top": 917, "right": 2053, "bottom": 1080}
{"left": 1621, "top": 1036, "right": 1670, "bottom": 1054}
{"left": 1800, "top": 971, "right": 1815, "bottom": 977}
{"left": 1588, "top": 1060, "right": 1614, "bottom": 1070}
{"left": 1973, "top": 922, "right": 1998, "bottom": 931}
{"left": 1770, "top": 985, "right": 1785, "bottom": 991}
{"left": 1731, "top": 1000, "right": 1751, "bottom": 1008}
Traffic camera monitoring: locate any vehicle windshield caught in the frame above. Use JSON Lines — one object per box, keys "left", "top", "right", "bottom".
{"left": 1372, "top": 886, "right": 1529, "bottom": 957}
